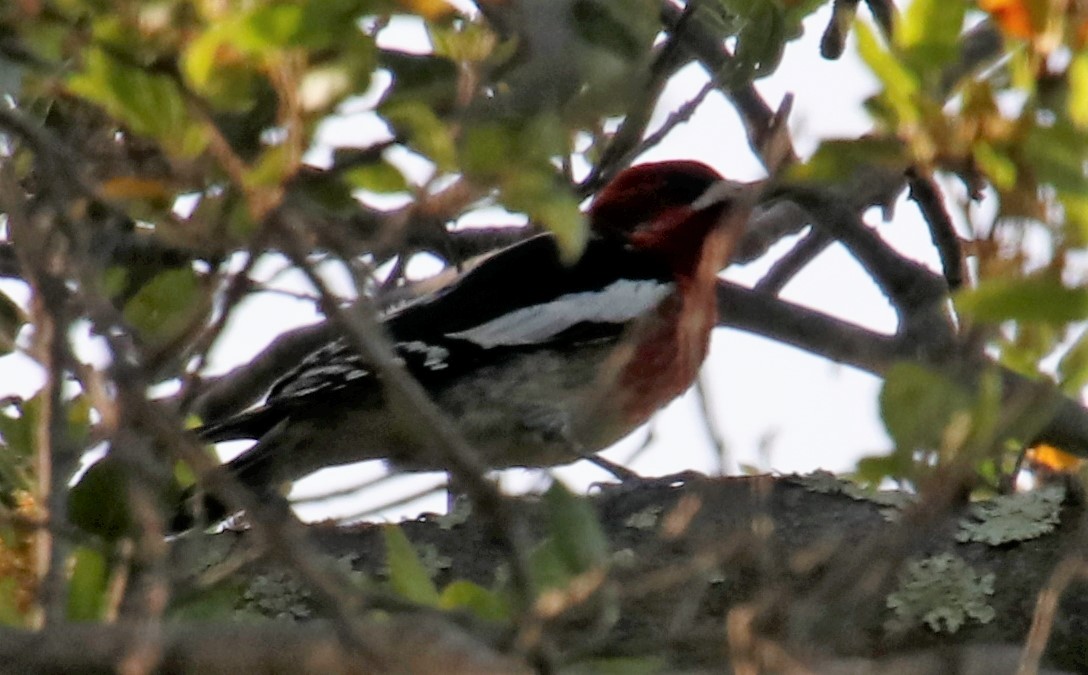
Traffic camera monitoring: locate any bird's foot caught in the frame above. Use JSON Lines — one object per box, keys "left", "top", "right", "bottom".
{"left": 589, "top": 467, "right": 707, "bottom": 494}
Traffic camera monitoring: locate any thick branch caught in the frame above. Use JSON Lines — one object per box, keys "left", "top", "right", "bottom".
{"left": 715, "top": 280, "right": 1088, "bottom": 459}
{"left": 716, "top": 281, "right": 899, "bottom": 372}
{"left": 0, "top": 616, "right": 528, "bottom": 675}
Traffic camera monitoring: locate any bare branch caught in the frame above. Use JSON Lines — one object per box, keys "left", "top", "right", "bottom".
{"left": 660, "top": 1, "right": 799, "bottom": 171}
{"left": 907, "top": 169, "right": 965, "bottom": 291}
{"left": 821, "top": 0, "right": 862, "bottom": 60}
{"left": 716, "top": 281, "right": 899, "bottom": 372}
{"left": 578, "top": 1, "right": 700, "bottom": 195}
{"left": 753, "top": 229, "right": 833, "bottom": 295}
{"left": 774, "top": 185, "right": 950, "bottom": 326}
{"left": 0, "top": 616, "right": 529, "bottom": 675}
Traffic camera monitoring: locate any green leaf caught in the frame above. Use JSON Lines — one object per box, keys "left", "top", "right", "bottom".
{"left": 1025, "top": 122, "right": 1088, "bottom": 196}
{"left": 955, "top": 276, "right": 1088, "bottom": 324}
{"left": 68, "top": 48, "right": 207, "bottom": 157}
{"left": 0, "top": 396, "right": 36, "bottom": 461}
{"left": 1057, "top": 329, "right": 1088, "bottom": 394}
{"left": 572, "top": 0, "right": 659, "bottom": 61}
{"left": 459, "top": 115, "right": 566, "bottom": 179}
{"left": 381, "top": 100, "right": 457, "bottom": 170}
{"left": 173, "top": 457, "right": 199, "bottom": 491}
{"left": 233, "top": 1, "right": 368, "bottom": 53}
{"left": 502, "top": 171, "right": 587, "bottom": 261}
{"left": 1068, "top": 51, "right": 1088, "bottom": 129}
{"left": 382, "top": 524, "right": 440, "bottom": 606}
{"left": 0, "top": 578, "right": 24, "bottom": 627}
{"left": 344, "top": 161, "right": 408, "bottom": 194}
{"left": 972, "top": 141, "right": 1018, "bottom": 191}
{"left": 438, "top": 580, "right": 509, "bottom": 621}
{"left": 67, "top": 457, "right": 133, "bottom": 541}
{"left": 239, "top": 4, "right": 307, "bottom": 49}
{"left": 731, "top": 2, "right": 786, "bottom": 83}
{"left": 855, "top": 21, "right": 921, "bottom": 126}
{"left": 880, "top": 362, "right": 971, "bottom": 453}
{"left": 529, "top": 538, "right": 574, "bottom": 592}
{"left": 181, "top": 33, "right": 262, "bottom": 112}
{"left": 378, "top": 50, "right": 459, "bottom": 113}
{"left": 123, "top": 268, "right": 207, "bottom": 347}
{"left": 168, "top": 581, "right": 247, "bottom": 621}
{"left": 1060, "top": 191, "right": 1088, "bottom": 246}
{"left": 67, "top": 546, "right": 109, "bottom": 621}
{"left": 427, "top": 21, "right": 496, "bottom": 64}
{"left": 897, "top": 0, "right": 965, "bottom": 73}
{"left": 788, "top": 137, "right": 906, "bottom": 183}
{"left": 544, "top": 481, "right": 608, "bottom": 575}
{"left": 0, "top": 399, "right": 36, "bottom": 506}
{"left": 854, "top": 452, "right": 916, "bottom": 486}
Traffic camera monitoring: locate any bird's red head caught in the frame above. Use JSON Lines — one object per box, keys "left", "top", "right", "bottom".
{"left": 588, "top": 161, "right": 752, "bottom": 282}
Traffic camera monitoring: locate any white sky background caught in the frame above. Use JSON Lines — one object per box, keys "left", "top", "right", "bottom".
{"left": 0, "top": 3, "right": 987, "bottom": 521}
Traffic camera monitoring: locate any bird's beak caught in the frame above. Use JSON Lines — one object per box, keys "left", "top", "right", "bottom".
{"left": 691, "top": 178, "right": 766, "bottom": 212}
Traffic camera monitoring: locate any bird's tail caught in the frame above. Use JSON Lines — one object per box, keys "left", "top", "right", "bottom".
{"left": 171, "top": 411, "right": 286, "bottom": 533}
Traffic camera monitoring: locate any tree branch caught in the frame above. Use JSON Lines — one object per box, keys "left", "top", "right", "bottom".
{"left": 0, "top": 616, "right": 529, "bottom": 675}
{"left": 660, "top": 1, "right": 799, "bottom": 171}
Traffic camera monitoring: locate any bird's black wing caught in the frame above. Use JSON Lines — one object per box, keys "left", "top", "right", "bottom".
{"left": 200, "top": 234, "right": 673, "bottom": 441}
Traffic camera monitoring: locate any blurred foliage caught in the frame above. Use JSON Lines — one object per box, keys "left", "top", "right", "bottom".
{"left": 382, "top": 522, "right": 510, "bottom": 620}
{"left": 0, "top": 0, "right": 1088, "bottom": 655}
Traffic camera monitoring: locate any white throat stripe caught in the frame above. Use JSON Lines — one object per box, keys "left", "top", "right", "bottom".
{"left": 447, "top": 279, "right": 673, "bottom": 348}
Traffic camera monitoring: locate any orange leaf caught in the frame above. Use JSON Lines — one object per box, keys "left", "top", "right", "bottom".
{"left": 979, "top": 0, "right": 1037, "bottom": 40}
{"left": 1027, "top": 443, "right": 1084, "bottom": 472}
{"left": 396, "top": 0, "right": 456, "bottom": 21}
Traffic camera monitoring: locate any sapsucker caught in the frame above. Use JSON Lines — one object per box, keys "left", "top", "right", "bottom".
{"left": 178, "top": 161, "right": 756, "bottom": 529}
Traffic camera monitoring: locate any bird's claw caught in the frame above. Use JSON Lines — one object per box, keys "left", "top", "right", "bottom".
{"left": 589, "top": 466, "right": 707, "bottom": 493}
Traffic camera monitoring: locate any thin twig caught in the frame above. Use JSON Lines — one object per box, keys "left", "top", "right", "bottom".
{"left": 1018, "top": 554, "right": 1088, "bottom": 674}
{"left": 334, "top": 480, "right": 449, "bottom": 525}
{"left": 753, "top": 229, "right": 833, "bottom": 295}
{"left": 907, "top": 168, "right": 965, "bottom": 290}
{"left": 863, "top": 0, "right": 897, "bottom": 40}
{"left": 660, "top": 1, "right": 798, "bottom": 172}
{"left": 820, "top": 0, "right": 862, "bottom": 60}
{"left": 694, "top": 374, "right": 731, "bottom": 475}
{"left": 271, "top": 211, "right": 539, "bottom": 632}
{"left": 578, "top": 0, "right": 700, "bottom": 196}
{"left": 0, "top": 157, "right": 74, "bottom": 627}
{"left": 771, "top": 185, "right": 950, "bottom": 322}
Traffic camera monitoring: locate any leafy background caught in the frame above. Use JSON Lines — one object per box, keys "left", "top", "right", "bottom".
{"left": 1, "top": 0, "right": 1088, "bottom": 670}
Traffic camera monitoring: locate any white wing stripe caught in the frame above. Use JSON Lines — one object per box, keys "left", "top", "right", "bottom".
{"left": 447, "top": 279, "right": 673, "bottom": 348}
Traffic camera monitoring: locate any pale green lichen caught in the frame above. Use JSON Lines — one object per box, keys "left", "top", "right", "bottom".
{"left": 789, "top": 470, "right": 852, "bottom": 495}
{"left": 435, "top": 499, "right": 473, "bottom": 530}
{"left": 787, "top": 471, "right": 917, "bottom": 516}
{"left": 623, "top": 505, "right": 663, "bottom": 530}
{"left": 416, "top": 542, "right": 453, "bottom": 575}
{"left": 886, "top": 553, "right": 995, "bottom": 634}
{"left": 956, "top": 484, "right": 1065, "bottom": 546}
{"left": 611, "top": 548, "right": 637, "bottom": 568}
{"left": 237, "top": 554, "right": 368, "bottom": 621}
{"left": 239, "top": 570, "right": 312, "bottom": 621}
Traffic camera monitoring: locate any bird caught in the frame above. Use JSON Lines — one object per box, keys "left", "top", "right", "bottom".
{"left": 176, "top": 160, "right": 756, "bottom": 529}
